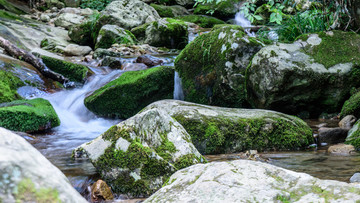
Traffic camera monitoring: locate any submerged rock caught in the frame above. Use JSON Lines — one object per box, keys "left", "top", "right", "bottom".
{"left": 84, "top": 66, "right": 174, "bottom": 119}
{"left": 0, "top": 98, "right": 60, "bottom": 133}
{"left": 175, "top": 25, "right": 262, "bottom": 107}
{"left": 247, "top": 31, "right": 360, "bottom": 117}
{"left": 142, "top": 100, "right": 313, "bottom": 154}
{"left": 0, "top": 127, "right": 86, "bottom": 202}
{"left": 74, "top": 104, "right": 205, "bottom": 197}
{"left": 95, "top": 24, "right": 137, "bottom": 49}
{"left": 145, "top": 160, "right": 360, "bottom": 202}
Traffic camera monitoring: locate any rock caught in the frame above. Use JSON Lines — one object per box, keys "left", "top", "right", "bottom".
{"left": 100, "top": 56, "right": 122, "bottom": 69}
{"left": 350, "top": 173, "right": 360, "bottom": 183}
{"left": 97, "top": 0, "right": 160, "bottom": 30}
{"left": 327, "top": 143, "right": 355, "bottom": 155}
{"left": 74, "top": 104, "right": 205, "bottom": 197}
{"left": 121, "top": 63, "right": 148, "bottom": 71}
{"left": 0, "top": 127, "right": 87, "bottom": 202}
{"left": 145, "top": 160, "right": 360, "bottom": 202}
{"left": 345, "top": 120, "right": 360, "bottom": 149}
{"left": 91, "top": 180, "right": 114, "bottom": 201}
{"left": 54, "top": 13, "right": 85, "bottom": 29}
{"left": 175, "top": 25, "right": 262, "bottom": 107}
{"left": 247, "top": 31, "right": 360, "bottom": 117}
{"left": 68, "top": 19, "right": 96, "bottom": 46}
{"left": 40, "top": 14, "right": 51, "bottom": 22}
{"left": 150, "top": 4, "right": 190, "bottom": 17}
{"left": 0, "top": 98, "right": 60, "bottom": 133}
{"left": 95, "top": 24, "right": 137, "bottom": 49}
{"left": 0, "top": 69, "right": 24, "bottom": 103}
{"left": 135, "top": 55, "right": 163, "bottom": 67}
{"left": 175, "top": 15, "right": 226, "bottom": 28}
{"left": 339, "top": 115, "right": 357, "bottom": 130}
{"left": 340, "top": 91, "right": 360, "bottom": 119}
{"left": 193, "top": 0, "right": 238, "bottom": 19}
{"left": 45, "top": 0, "right": 65, "bottom": 9}
{"left": 64, "top": 44, "right": 92, "bottom": 56}
{"left": 131, "top": 18, "right": 188, "bottom": 49}
{"left": 174, "top": 0, "right": 195, "bottom": 7}
{"left": 64, "top": 0, "right": 81, "bottom": 7}
{"left": 110, "top": 44, "right": 160, "bottom": 56}
{"left": 93, "top": 48, "right": 122, "bottom": 59}
{"left": 41, "top": 55, "right": 92, "bottom": 83}
{"left": 40, "top": 37, "right": 66, "bottom": 53}
{"left": 84, "top": 66, "right": 174, "bottom": 118}
{"left": 140, "top": 100, "right": 313, "bottom": 154}
{"left": 318, "top": 127, "right": 348, "bottom": 144}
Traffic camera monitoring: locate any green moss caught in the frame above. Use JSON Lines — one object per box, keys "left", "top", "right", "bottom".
{"left": 0, "top": 98, "right": 60, "bottom": 132}
{"left": 175, "top": 15, "right": 225, "bottom": 28}
{"left": 174, "top": 154, "right": 206, "bottom": 169}
{"left": 150, "top": 4, "right": 175, "bottom": 17}
{"left": 41, "top": 56, "right": 90, "bottom": 83}
{"left": 155, "top": 135, "right": 177, "bottom": 162}
{"left": 130, "top": 22, "right": 151, "bottom": 40}
{"left": 193, "top": 0, "right": 237, "bottom": 19}
{"left": 0, "top": 70, "right": 24, "bottom": 103}
{"left": 340, "top": 91, "right": 360, "bottom": 119}
{"left": 173, "top": 114, "right": 313, "bottom": 154}
{"left": 300, "top": 31, "right": 360, "bottom": 69}
{"left": 14, "top": 178, "right": 60, "bottom": 203}
{"left": 68, "top": 13, "right": 100, "bottom": 47}
{"left": 0, "top": 1, "right": 25, "bottom": 15}
{"left": 84, "top": 66, "right": 174, "bottom": 119}
{"left": 95, "top": 26, "right": 137, "bottom": 49}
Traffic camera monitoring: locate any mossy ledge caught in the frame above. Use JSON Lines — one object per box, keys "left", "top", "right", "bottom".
{"left": 0, "top": 98, "right": 60, "bottom": 132}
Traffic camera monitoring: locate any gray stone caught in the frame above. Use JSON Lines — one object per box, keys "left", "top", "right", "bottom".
{"left": 100, "top": 56, "right": 122, "bottom": 69}
{"left": 54, "top": 13, "right": 85, "bottom": 29}
{"left": 318, "top": 127, "right": 348, "bottom": 144}
{"left": 121, "top": 63, "right": 148, "bottom": 71}
{"left": 350, "top": 173, "right": 360, "bottom": 183}
{"left": 64, "top": 0, "right": 81, "bottom": 7}
{"left": 64, "top": 44, "right": 92, "bottom": 56}
{"left": 339, "top": 115, "right": 357, "bottom": 130}
{"left": 95, "top": 24, "right": 136, "bottom": 49}
{"left": 146, "top": 160, "right": 360, "bottom": 202}
{"left": 40, "top": 14, "right": 51, "bottom": 22}
{"left": 0, "top": 127, "right": 87, "bottom": 203}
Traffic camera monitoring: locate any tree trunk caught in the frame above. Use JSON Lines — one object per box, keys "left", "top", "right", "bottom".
{"left": 0, "top": 36, "right": 70, "bottom": 85}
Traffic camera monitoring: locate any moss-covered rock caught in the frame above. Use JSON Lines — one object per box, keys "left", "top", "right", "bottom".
{"left": 95, "top": 24, "right": 136, "bottom": 49}
{"left": 0, "top": 70, "right": 24, "bottom": 103}
{"left": 193, "top": 0, "right": 239, "bottom": 19}
{"left": 175, "top": 15, "right": 225, "bottom": 28}
{"left": 0, "top": 0, "right": 26, "bottom": 14}
{"left": 132, "top": 18, "right": 188, "bottom": 49}
{"left": 0, "top": 98, "right": 60, "bottom": 132}
{"left": 345, "top": 120, "right": 360, "bottom": 149}
{"left": 142, "top": 100, "right": 313, "bottom": 154}
{"left": 84, "top": 66, "right": 174, "bottom": 119}
{"left": 41, "top": 55, "right": 91, "bottom": 83}
{"left": 68, "top": 15, "right": 99, "bottom": 46}
{"left": 174, "top": 25, "right": 262, "bottom": 107}
{"left": 247, "top": 31, "right": 360, "bottom": 117}
{"left": 340, "top": 91, "right": 360, "bottom": 119}
{"left": 150, "top": 4, "right": 189, "bottom": 18}
{"left": 74, "top": 105, "right": 205, "bottom": 197}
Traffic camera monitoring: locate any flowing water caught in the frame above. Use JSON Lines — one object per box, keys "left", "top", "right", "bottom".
{"left": 234, "top": 12, "right": 256, "bottom": 37}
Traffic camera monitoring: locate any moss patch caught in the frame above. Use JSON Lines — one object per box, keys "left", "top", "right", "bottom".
{"left": 0, "top": 1, "right": 25, "bottom": 15}
{"left": 41, "top": 56, "right": 91, "bottom": 83}
{"left": 150, "top": 4, "right": 175, "bottom": 17}
{"left": 84, "top": 66, "right": 174, "bottom": 119}
{"left": 175, "top": 15, "right": 225, "bottom": 28}
{"left": 95, "top": 25, "right": 137, "bottom": 49}
{"left": 340, "top": 91, "right": 360, "bottom": 119}
{"left": 14, "top": 178, "right": 61, "bottom": 203}
{"left": 0, "top": 70, "right": 24, "bottom": 103}
{"left": 0, "top": 98, "right": 60, "bottom": 132}
{"left": 194, "top": 0, "right": 238, "bottom": 19}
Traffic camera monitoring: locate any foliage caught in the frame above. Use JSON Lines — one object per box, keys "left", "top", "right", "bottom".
{"left": 80, "top": 0, "right": 112, "bottom": 11}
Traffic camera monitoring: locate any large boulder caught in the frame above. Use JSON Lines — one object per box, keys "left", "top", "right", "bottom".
{"left": 95, "top": 24, "right": 136, "bottom": 49}
{"left": 141, "top": 100, "right": 313, "bottom": 154}
{"left": 193, "top": 0, "right": 238, "bottom": 19}
{"left": 150, "top": 4, "right": 189, "bottom": 17}
{"left": 54, "top": 13, "right": 85, "bottom": 29}
{"left": 84, "top": 66, "right": 174, "bottom": 119}
{"left": 145, "top": 160, "right": 360, "bottom": 202}
{"left": 175, "top": 15, "right": 226, "bottom": 28}
{"left": 0, "top": 127, "right": 87, "bottom": 202}
{"left": 131, "top": 18, "right": 188, "bottom": 49}
{"left": 0, "top": 98, "right": 60, "bottom": 133}
{"left": 73, "top": 106, "right": 205, "bottom": 197}
{"left": 345, "top": 120, "right": 360, "bottom": 149}
{"left": 247, "top": 31, "right": 360, "bottom": 117}
{"left": 340, "top": 91, "right": 360, "bottom": 119}
{"left": 174, "top": 25, "right": 262, "bottom": 107}
{"left": 96, "top": 0, "right": 160, "bottom": 30}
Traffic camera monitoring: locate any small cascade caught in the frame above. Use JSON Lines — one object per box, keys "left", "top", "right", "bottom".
{"left": 173, "top": 71, "right": 184, "bottom": 100}
{"left": 234, "top": 12, "right": 256, "bottom": 37}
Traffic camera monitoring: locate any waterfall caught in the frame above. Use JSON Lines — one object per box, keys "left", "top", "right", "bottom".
{"left": 234, "top": 12, "right": 256, "bottom": 37}
{"left": 173, "top": 71, "right": 184, "bottom": 100}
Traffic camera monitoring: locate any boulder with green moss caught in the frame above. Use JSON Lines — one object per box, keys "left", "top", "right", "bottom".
{"left": 0, "top": 127, "right": 87, "bottom": 202}
{"left": 193, "top": 0, "right": 238, "bottom": 19}
{"left": 95, "top": 24, "right": 137, "bottom": 49}
{"left": 174, "top": 25, "right": 262, "bottom": 107}
{"left": 84, "top": 66, "right": 174, "bottom": 119}
{"left": 68, "top": 15, "right": 99, "bottom": 46}
{"left": 175, "top": 15, "right": 225, "bottom": 28}
{"left": 150, "top": 4, "right": 189, "bottom": 17}
{"left": 0, "top": 98, "right": 60, "bottom": 133}
{"left": 41, "top": 55, "right": 91, "bottom": 83}
{"left": 142, "top": 100, "right": 313, "bottom": 154}
{"left": 340, "top": 91, "right": 360, "bottom": 119}
{"left": 73, "top": 105, "right": 205, "bottom": 197}
{"left": 0, "top": 70, "right": 24, "bottom": 103}
{"left": 247, "top": 31, "right": 360, "bottom": 117}
{"left": 145, "top": 159, "right": 360, "bottom": 202}
{"left": 131, "top": 18, "right": 188, "bottom": 49}
{"left": 345, "top": 120, "right": 360, "bottom": 149}
{"left": 0, "top": 0, "right": 26, "bottom": 14}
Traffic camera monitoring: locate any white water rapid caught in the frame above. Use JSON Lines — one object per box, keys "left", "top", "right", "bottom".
{"left": 234, "top": 12, "right": 256, "bottom": 37}
{"left": 174, "top": 71, "right": 184, "bottom": 100}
